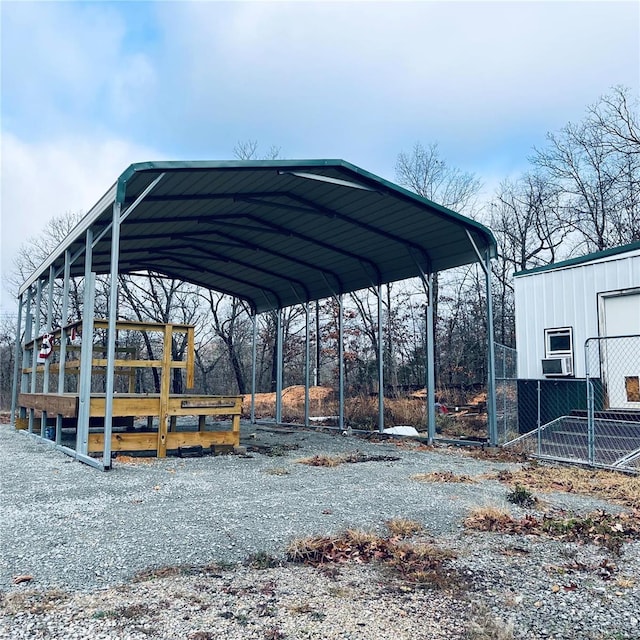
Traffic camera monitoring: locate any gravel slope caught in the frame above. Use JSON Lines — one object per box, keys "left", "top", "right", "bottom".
{"left": 1, "top": 424, "right": 639, "bottom": 639}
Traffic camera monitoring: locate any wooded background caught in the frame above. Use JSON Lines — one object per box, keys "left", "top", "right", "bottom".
{"left": 1, "top": 88, "right": 638, "bottom": 409}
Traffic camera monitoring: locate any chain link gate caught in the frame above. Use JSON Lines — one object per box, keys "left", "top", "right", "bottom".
{"left": 585, "top": 335, "right": 640, "bottom": 469}
{"left": 505, "top": 335, "right": 640, "bottom": 472}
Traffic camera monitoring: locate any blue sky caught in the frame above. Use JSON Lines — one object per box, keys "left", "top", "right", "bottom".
{"left": 1, "top": 0, "right": 639, "bottom": 313}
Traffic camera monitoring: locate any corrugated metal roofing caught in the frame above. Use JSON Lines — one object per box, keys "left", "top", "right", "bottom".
{"left": 19, "top": 160, "right": 496, "bottom": 313}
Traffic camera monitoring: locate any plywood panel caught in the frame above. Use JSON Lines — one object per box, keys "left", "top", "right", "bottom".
{"left": 89, "top": 396, "right": 161, "bottom": 417}
{"left": 18, "top": 393, "right": 78, "bottom": 417}
{"left": 88, "top": 430, "right": 238, "bottom": 452}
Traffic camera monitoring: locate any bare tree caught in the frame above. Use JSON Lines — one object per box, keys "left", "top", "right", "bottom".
{"left": 393, "top": 142, "right": 485, "bottom": 395}
{"left": 396, "top": 142, "right": 482, "bottom": 212}
{"left": 587, "top": 86, "right": 640, "bottom": 156}
{"left": 119, "top": 274, "right": 202, "bottom": 393}
{"left": 532, "top": 88, "right": 640, "bottom": 251}
{"left": 233, "top": 140, "right": 282, "bottom": 161}
{"left": 203, "top": 292, "right": 252, "bottom": 394}
{"left": 490, "top": 173, "right": 568, "bottom": 272}
{"left": 8, "top": 211, "right": 86, "bottom": 326}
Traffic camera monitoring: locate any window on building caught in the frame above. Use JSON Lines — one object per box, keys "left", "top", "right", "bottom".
{"left": 544, "top": 327, "right": 573, "bottom": 357}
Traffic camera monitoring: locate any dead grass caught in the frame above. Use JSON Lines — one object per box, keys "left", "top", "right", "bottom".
{"left": 464, "top": 506, "right": 525, "bottom": 533}
{"left": 412, "top": 470, "right": 476, "bottom": 484}
{"left": 243, "top": 386, "right": 487, "bottom": 438}
{"left": 465, "top": 601, "right": 515, "bottom": 640}
{"left": 488, "top": 465, "right": 640, "bottom": 510}
{"left": 297, "top": 454, "right": 343, "bottom": 467}
{"left": 264, "top": 467, "right": 291, "bottom": 476}
{"left": 464, "top": 506, "right": 640, "bottom": 555}
{"left": 461, "top": 447, "right": 529, "bottom": 463}
{"left": 385, "top": 518, "right": 425, "bottom": 538}
{"left": 296, "top": 451, "right": 400, "bottom": 467}
{"left": 286, "top": 528, "right": 459, "bottom": 589}
{"left": 131, "top": 562, "right": 230, "bottom": 582}
{"left": 1, "top": 588, "right": 69, "bottom": 615}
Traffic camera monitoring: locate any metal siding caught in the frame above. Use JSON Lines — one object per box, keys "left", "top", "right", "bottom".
{"left": 515, "top": 253, "right": 640, "bottom": 380}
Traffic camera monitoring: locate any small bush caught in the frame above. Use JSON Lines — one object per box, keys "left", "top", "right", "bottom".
{"left": 506, "top": 484, "right": 537, "bottom": 507}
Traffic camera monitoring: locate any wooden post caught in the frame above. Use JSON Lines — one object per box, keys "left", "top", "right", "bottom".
{"left": 186, "top": 326, "right": 195, "bottom": 389}
{"left": 157, "top": 324, "right": 172, "bottom": 457}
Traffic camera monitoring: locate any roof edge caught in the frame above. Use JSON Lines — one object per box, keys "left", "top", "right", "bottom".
{"left": 514, "top": 241, "right": 640, "bottom": 278}
{"left": 18, "top": 183, "right": 118, "bottom": 297}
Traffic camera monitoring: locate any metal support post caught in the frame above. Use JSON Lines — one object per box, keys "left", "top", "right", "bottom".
{"left": 484, "top": 252, "right": 498, "bottom": 447}
{"left": 536, "top": 380, "right": 542, "bottom": 455}
{"left": 275, "top": 309, "right": 283, "bottom": 424}
{"left": 585, "top": 339, "right": 595, "bottom": 465}
{"left": 103, "top": 201, "right": 123, "bottom": 469}
{"left": 315, "top": 301, "right": 320, "bottom": 387}
{"left": 377, "top": 285, "right": 384, "bottom": 433}
{"left": 42, "top": 265, "right": 55, "bottom": 438}
{"left": 77, "top": 228, "right": 95, "bottom": 459}
{"left": 10, "top": 296, "right": 24, "bottom": 427}
{"left": 502, "top": 346, "right": 507, "bottom": 443}
{"left": 250, "top": 313, "right": 257, "bottom": 424}
{"left": 20, "top": 288, "right": 33, "bottom": 422}
{"left": 338, "top": 294, "right": 345, "bottom": 431}
{"left": 304, "top": 303, "right": 310, "bottom": 427}
{"left": 426, "top": 275, "right": 436, "bottom": 445}
{"left": 29, "top": 280, "right": 42, "bottom": 433}
{"left": 56, "top": 249, "right": 71, "bottom": 444}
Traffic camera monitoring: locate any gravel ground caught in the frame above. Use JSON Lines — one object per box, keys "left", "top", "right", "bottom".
{"left": 1, "top": 423, "right": 639, "bottom": 639}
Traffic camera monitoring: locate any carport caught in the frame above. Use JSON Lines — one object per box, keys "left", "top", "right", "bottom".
{"left": 11, "top": 159, "right": 498, "bottom": 469}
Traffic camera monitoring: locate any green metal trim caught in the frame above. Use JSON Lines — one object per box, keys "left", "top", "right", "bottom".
{"left": 514, "top": 241, "right": 640, "bottom": 277}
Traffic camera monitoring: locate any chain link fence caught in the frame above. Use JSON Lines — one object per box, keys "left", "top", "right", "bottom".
{"left": 585, "top": 336, "right": 640, "bottom": 469}
{"left": 506, "top": 336, "right": 640, "bottom": 472}
{"left": 495, "top": 343, "right": 518, "bottom": 444}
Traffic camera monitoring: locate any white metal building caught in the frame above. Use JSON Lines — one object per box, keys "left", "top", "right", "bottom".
{"left": 514, "top": 241, "right": 640, "bottom": 389}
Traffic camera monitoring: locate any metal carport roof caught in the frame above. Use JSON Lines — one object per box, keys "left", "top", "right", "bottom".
{"left": 19, "top": 159, "right": 496, "bottom": 313}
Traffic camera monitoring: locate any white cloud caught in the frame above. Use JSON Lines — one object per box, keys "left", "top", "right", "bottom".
{"left": 1, "top": 0, "right": 638, "bottom": 312}
{"left": 154, "top": 1, "right": 639, "bottom": 135}
{"left": 0, "top": 132, "right": 165, "bottom": 312}
{"left": 1, "top": 2, "right": 158, "bottom": 137}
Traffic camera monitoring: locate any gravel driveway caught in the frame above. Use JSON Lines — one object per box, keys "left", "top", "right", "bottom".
{"left": 1, "top": 424, "right": 639, "bottom": 639}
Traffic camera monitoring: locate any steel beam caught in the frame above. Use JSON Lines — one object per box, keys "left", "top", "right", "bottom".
{"left": 275, "top": 309, "right": 283, "bottom": 424}
{"left": 377, "top": 285, "right": 384, "bottom": 432}
{"left": 77, "top": 229, "right": 95, "bottom": 457}
{"left": 29, "top": 280, "right": 42, "bottom": 433}
{"left": 10, "top": 296, "right": 24, "bottom": 427}
{"left": 426, "top": 274, "right": 436, "bottom": 445}
{"left": 338, "top": 294, "right": 345, "bottom": 431}
{"left": 103, "top": 201, "right": 123, "bottom": 469}
{"left": 251, "top": 313, "right": 258, "bottom": 424}
{"left": 20, "top": 289, "right": 33, "bottom": 422}
{"left": 484, "top": 251, "right": 498, "bottom": 446}
{"left": 56, "top": 250, "right": 71, "bottom": 444}
{"left": 305, "top": 303, "right": 310, "bottom": 427}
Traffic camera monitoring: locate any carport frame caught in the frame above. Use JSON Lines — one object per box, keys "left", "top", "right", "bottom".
{"left": 11, "top": 159, "right": 498, "bottom": 469}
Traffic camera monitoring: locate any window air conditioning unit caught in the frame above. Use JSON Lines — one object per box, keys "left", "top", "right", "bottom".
{"left": 541, "top": 356, "right": 573, "bottom": 377}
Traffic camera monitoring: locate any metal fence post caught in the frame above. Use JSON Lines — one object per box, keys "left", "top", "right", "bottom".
{"left": 585, "top": 338, "right": 595, "bottom": 465}
{"left": 536, "top": 380, "right": 541, "bottom": 456}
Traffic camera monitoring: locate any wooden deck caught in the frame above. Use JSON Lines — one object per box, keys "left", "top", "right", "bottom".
{"left": 18, "top": 392, "right": 243, "bottom": 455}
